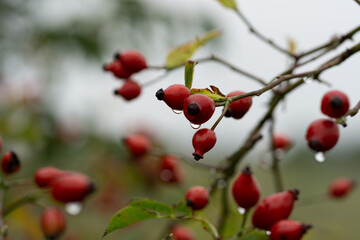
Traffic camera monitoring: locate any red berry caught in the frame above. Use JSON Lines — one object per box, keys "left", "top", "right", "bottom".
{"left": 156, "top": 84, "right": 191, "bottom": 111}
{"left": 118, "top": 50, "right": 147, "bottom": 74}
{"left": 273, "top": 133, "right": 292, "bottom": 150}
{"left": 305, "top": 119, "right": 339, "bottom": 152}
{"left": 321, "top": 90, "right": 350, "bottom": 118}
{"left": 103, "top": 60, "right": 132, "bottom": 79}
{"left": 114, "top": 79, "right": 141, "bottom": 101}
{"left": 34, "top": 166, "right": 68, "bottom": 188}
{"left": 183, "top": 94, "right": 215, "bottom": 125}
{"left": 226, "top": 91, "right": 252, "bottom": 119}
{"left": 0, "top": 136, "right": 3, "bottom": 152}
{"left": 270, "top": 219, "right": 311, "bottom": 240}
{"left": 41, "top": 207, "right": 66, "bottom": 239}
{"left": 192, "top": 128, "right": 216, "bottom": 161}
{"left": 328, "top": 178, "right": 355, "bottom": 198}
{"left": 159, "top": 155, "right": 183, "bottom": 183}
{"left": 252, "top": 189, "right": 299, "bottom": 230}
{"left": 123, "top": 134, "right": 152, "bottom": 158}
{"left": 232, "top": 166, "right": 261, "bottom": 210}
{"left": 171, "top": 225, "right": 194, "bottom": 240}
{"left": 1, "top": 151, "right": 21, "bottom": 174}
{"left": 51, "top": 173, "right": 95, "bottom": 203}
{"left": 185, "top": 186, "right": 209, "bottom": 211}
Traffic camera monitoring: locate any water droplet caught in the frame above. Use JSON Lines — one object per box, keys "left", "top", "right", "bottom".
{"left": 274, "top": 148, "right": 285, "bottom": 159}
{"left": 303, "top": 76, "right": 313, "bottom": 84}
{"left": 190, "top": 123, "right": 201, "bottom": 129}
{"left": 65, "top": 202, "right": 82, "bottom": 215}
{"left": 172, "top": 109, "right": 182, "bottom": 114}
{"left": 266, "top": 231, "right": 271, "bottom": 235}
{"left": 237, "top": 207, "right": 246, "bottom": 215}
{"left": 315, "top": 152, "right": 325, "bottom": 163}
{"left": 218, "top": 179, "right": 227, "bottom": 188}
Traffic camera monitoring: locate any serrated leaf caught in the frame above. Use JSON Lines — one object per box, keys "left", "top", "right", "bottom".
{"left": 165, "top": 30, "right": 221, "bottom": 69}
{"left": 239, "top": 230, "right": 270, "bottom": 240}
{"left": 172, "top": 201, "right": 192, "bottom": 216}
{"left": 217, "top": 0, "right": 238, "bottom": 10}
{"left": 104, "top": 206, "right": 159, "bottom": 237}
{"left": 184, "top": 60, "right": 197, "bottom": 89}
{"left": 190, "top": 85, "right": 227, "bottom": 102}
{"left": 130, "top": 199, "right": 173, "bottom": 215}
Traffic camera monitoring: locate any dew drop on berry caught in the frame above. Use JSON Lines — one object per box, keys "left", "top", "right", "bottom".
{"left": 266, "top": 231, "right": 271, "bottom": 236}
{"left": 218, "top": 179, "right": 227, "bottom": 188}
{"left": 65, "top": 202, "right": 82, "bottom": 215}
{"left": 190, "top": 123, "right": 201, "bottom": 129}
{"left": 303, "top": 76, "right": 313, "bottom": 84}
{"left": 172, "top": 109, "right": 182, "bottom": 115}
{"left": 237, "top": 207, "right": 246, "bottom": 215}
{"left": 315, "top": 152, "right": 326, "bottom": 163}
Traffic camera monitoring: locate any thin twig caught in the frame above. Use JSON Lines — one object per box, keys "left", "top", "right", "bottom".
{"left": 211, "top": 100, "right": 230, "bottom": 131}
{"left": 269, "top": 118, "right": 284, "bottom": 192}
{"left": 234, "top": 9, "right": 295, "bottom": 58}
{"left": 217, "top": 185, "right": 229, "bottom": 235}
{"left": 353, "top": 0, "right": 360, "bottom": 6}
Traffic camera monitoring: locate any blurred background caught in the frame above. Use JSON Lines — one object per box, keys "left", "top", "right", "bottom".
{"left": 0, "top": 0, "right": 359, "bottom": 239}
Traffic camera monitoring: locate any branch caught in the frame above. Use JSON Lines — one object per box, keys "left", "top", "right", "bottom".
{"left": 353, "top": 0, "right": 360, "bottom": 6}
{"left": 269, "top": 118, "right": 284, "bottom": 192}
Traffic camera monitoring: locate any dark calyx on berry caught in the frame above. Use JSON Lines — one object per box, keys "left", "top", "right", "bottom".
{"left": 192, "top": 153, "right": 203, "bottom": 161}
{"left": 301, "top": 224, "right": 312, "bottom": 233}
{"left": 114, "top": 52, "right": 121, "bottom": 60}
{"left": 224, "top": 109, "right": 232, "bottom": 118}
{"left": 289, "top": 188, "right": 300, "bottom": 200}
{"left": 155, "top": 89, "right": 165, "bottom": 100}
{"left": 88, "top": 181, "right": 96, "bottom": 194}
{"left": 242, "top": 166, "right": 252, "bottom": 175}
{"left": 186, "top": 199, "right": 193, "bottom": 207}
{"left": 187, "top": 103, "right": 200, "bottom": 115}
{"left": 329, "top": 97, "right": 343, "bottom": 109}
{"left": 7, "top": 151, "right": 20, "bottom": 172}
{"left": 308, "top": 139, "right": 323, "bottom": 152}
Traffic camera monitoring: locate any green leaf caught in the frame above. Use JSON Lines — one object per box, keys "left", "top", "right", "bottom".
{"left": 190, "top": 85, "right": 227, "bottom": 102}
{"left": 217, "top": 0, "right": 238, "bottom": 10}
{"left": 103, "top": 205, "right": 159, "bottom": 237}
{"left": 198, "top": 219, "right": 219, "bottom": 239}
{"left": 130, "top": 199, "right": 173, "bottom": 215}
{"left": 172, "top": 201, "right": 192, "bottom": 216}
{"left": 239, "top": 230, "right": 270, "bottom": 240}
{"left": 184, "top": 60, "right": 197, "bottom": 89}
{"left": 165, "top": 30, "right": 221, "bottom": 69}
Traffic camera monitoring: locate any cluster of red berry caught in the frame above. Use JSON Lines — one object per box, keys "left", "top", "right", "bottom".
{"left": 156, "top": 84, "right": 252, "bottom": 160}
{"left": 305, "top": 90, "right": 350, "bottom": 161}
{"left": 103, "top": 50, "right": 147, "bottom": 101}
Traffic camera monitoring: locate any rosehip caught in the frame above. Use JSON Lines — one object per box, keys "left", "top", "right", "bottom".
{"left": 270, "top": 219, "right": 311, "bottom": 240}
{"left": 328, "top": 177, "right": 355, "bottom": 198}
{"left": 252, "top": 189, "right": 299, "bottom": 230}
{"left": 321, "top": 90, "right": 350, "bottom": 118}
{"left": 171, "top": 225, "right": 194, "bottom": 240}
{"left": 103, "top": 60, "right": 131, "bottom": 79}
{"left": 34, "top": 166, "right": 68, "bottom": 188}
{"left": 226, "top": 91, "right": 252, "bottom": 119}
{"left": 159, "top": 155, "right": 183, "bottom": 183}
{"left": 185, "top": 186, "right": 209, "bottom": 210}
{"left": 123, "top": 134, "right": 152, "bottom": 158}
{"left": 156, "top": 84, "right": 191, "bottom": 111}
{"left": 51, "top": 173, "right": 95, "bottom": 203}
{"left": 305, "top": 119, "right": 339, "bottom": 152}
{"left": 1, "top": 151, "right": 21, "bottom": 174}
{"left": 192, "top": 128, "right": 216, "bottom": 160}
{"left": 41, "top": 207, "right": 66, "bottom": 239}
{"left": 183, "top": 94, "right": 215, "bottom": 125}
{"left": 114, "top": 79, "right": 141, "bottom": 101}
{"left": 232, "top": 166, "right": 260, "bottom": 210}
{"left": 117, "top": 50, "right": 147, "bottom": 74}
{"left": 273, "top": 133, "right": 292, "bottom": 150}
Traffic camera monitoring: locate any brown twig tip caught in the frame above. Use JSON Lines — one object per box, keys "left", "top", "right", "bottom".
{"left": 242, "top": 166, "right": 252, "bottom": 175}
{"left": 186, "top": 199, "right": 193, "bottom": 208}
{"left": 290, "top": 188, "right": 300, "bottom": 200}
